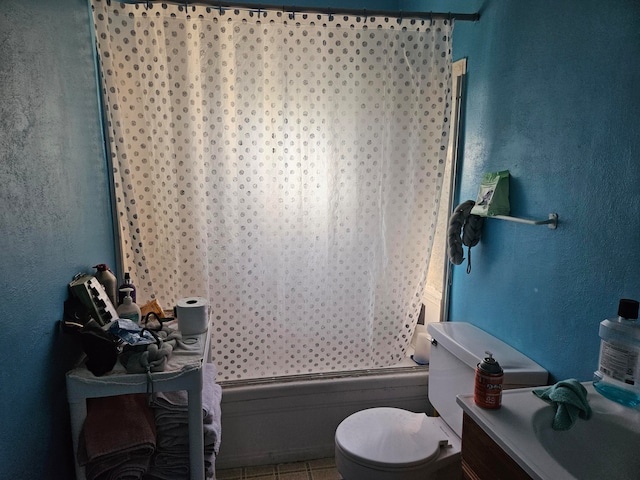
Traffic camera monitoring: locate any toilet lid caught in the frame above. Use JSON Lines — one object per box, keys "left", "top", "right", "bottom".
{"left": 335, "top": 407, "right": 450, "bottom": 468}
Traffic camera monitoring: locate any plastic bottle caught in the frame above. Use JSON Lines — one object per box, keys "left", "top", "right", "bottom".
{"left": 93, "top": 264, "right": 118, "bottom": 307}
{"left": 117, "top": 272, "right": 136, "bottom": 305}
{"left": 116, "top": 288, "right": 142, "bottom": 324}
{"left": 593, "top": 299, "right": 640, "bottom": 408}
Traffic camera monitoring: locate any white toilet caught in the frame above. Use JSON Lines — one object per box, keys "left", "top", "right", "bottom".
{"left": 334, "top": 322, "right": 548, "bottom": 480}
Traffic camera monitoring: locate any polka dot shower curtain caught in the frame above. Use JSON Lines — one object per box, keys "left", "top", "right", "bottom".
{"left": 91, "top": 1, "right": 453, "bottom": 381}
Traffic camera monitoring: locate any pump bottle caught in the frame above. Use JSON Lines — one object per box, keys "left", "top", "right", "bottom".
{"left": 116, "top": 288, "right": 142, "bottom": 324}
{"left": 118, "top": 272, "right": 136, "bottom": 305}
{"left": 593, "top": 299, "right": 640, "bottom": 408}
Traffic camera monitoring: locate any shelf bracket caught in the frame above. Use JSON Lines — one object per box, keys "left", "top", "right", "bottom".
{"left": 491, "top": 213, "right": 558, "bottom": 229}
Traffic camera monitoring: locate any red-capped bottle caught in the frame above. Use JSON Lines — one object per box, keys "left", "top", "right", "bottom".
{"left": 474, "top": 351, "right": 504, "bottom": 409}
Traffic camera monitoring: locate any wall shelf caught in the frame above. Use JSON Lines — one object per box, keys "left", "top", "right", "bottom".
{"left": 490, "top": 213, "right": 558, "bottom": 229}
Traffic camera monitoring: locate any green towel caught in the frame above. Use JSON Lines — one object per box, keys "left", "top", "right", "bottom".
{"left": 533, "top": 379, "right": 592, "bottom": 431}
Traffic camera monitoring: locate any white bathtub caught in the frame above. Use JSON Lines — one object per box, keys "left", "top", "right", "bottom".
{"left": 215, "top": 363, "right": 431, "bottom": 469}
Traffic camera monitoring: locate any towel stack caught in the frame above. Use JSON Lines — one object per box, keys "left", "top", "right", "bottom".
{"left": 146, "top": 363, "right": 222, "bottom": 480}
{"left": 78, "top": 393, "right": 156, "bottom": 480}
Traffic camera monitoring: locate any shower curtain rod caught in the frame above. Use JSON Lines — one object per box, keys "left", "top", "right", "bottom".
{"left": 117, "top": 1, "right": 480, "bottom": 22}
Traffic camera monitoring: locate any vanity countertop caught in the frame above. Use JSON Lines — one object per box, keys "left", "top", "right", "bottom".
{"left": 457, "top": 382, "right": 640, "bottom": 480}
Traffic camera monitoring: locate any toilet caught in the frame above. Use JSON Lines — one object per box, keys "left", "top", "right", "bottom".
{"left": 335, "top": 322, "right": 548, "bottom": 480}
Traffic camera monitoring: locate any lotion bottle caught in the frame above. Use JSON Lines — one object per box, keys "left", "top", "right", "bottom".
{"left": 116, "top": 287, "right": 142, "bottom": 324}
{"left": 593, "top": 299, "right": 640, "bottom": 408}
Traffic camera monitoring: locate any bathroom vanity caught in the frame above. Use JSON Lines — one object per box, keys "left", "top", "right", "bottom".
{"left": 461, "top": 412, "right": 531, "bottom": 480}
{"left": 457, "top": 383, "right": 640, "bottom": 480}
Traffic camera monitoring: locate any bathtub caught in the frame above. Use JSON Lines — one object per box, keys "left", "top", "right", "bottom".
{"left": 215, "top": 362, "right": 431, "bottom": 469}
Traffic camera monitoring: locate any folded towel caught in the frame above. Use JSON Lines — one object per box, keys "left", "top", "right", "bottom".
{"left": 151, "top": 362, "right": 218, "bottom": 416}
{"left": 78, "top": 393, "right": 156, "bottom": 480}
{"left": 533, "top": 379, "right": 592, "bottom": 430}
{"left": 147, "top": 450, "right": 216, "bottom": 480}
{"left": 78, "top": 394, "right": 156, "bottom": 465}
{"left": 151, "top": 363, "right": 222, "bottom": 453}
{"left": 148, "top": 363, "right": 222, "bottom": 480}
{"left": 84, "top": 451, "right": 150, "bottom": 480}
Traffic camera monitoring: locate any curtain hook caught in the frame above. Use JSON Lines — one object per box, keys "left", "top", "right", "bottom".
{"left": 429, "top": 12, "right": 433, "bottom": 26}
{"left": 218, "top": 5, "right": 225, "bottom": 15}
{"left": 363, "top": 9, "right": 367, "bottom": 23}
{"left": 289, "top": 10, "right": 296, "bottom": 20}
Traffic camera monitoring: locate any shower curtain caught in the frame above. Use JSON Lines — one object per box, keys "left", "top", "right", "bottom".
{"left": 90, "top": 0, "right": 453, "bottom": 381}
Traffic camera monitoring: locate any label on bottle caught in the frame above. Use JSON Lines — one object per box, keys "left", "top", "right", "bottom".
{"left": 474, "top": 367, "right": 503, "bottom": 409}
{"left": 118, "top": 311, "right": 140, "bottom": 325}
{"left": 599, "top": 340, "right": 640, "bottom": 385}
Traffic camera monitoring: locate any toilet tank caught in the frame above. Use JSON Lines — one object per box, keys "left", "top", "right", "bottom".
{"left": 427, "top": 322, "right": 548, "bottom": 437}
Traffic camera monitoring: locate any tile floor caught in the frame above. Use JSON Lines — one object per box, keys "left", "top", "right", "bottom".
{"left": 217, "top": 457, "right": 343, "bottom": 480}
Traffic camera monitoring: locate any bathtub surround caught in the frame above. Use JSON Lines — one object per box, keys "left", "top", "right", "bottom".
{"left": 4, "top": 0, "right": 640, "bottom": 478}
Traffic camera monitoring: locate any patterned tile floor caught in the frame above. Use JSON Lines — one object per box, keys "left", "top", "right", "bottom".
{"left": 217, "top": 457, "right": 343, "bottom": 480}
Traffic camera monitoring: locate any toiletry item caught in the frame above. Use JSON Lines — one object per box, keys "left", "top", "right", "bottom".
{"left": 93, "top": 264, "right": 117, "bottom": 307}
{"left": 117, "top": 272, "right": 136, "bottom": 305}
{"left": 593, "top": 299, "right": 640, "bottom": 408}
{"left": 474, "top": 351, "right": 503, "bottom": 409}
{"left": 116, "top": 288, "right": 142, "bottom": 324}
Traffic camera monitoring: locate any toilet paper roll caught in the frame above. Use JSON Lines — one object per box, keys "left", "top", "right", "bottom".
{"left": 175, "top": 297, "right": 209, "bottom": 335}
{"left": 413, "top": 332, "right": 431, "bottom": 365}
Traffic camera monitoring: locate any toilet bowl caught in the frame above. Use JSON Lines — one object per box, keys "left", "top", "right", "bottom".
{"left": 334, "top": 322, "right": 549, "bottom": 480}
{"left": 335, "top": 407, "right": 461, "bottom": 480}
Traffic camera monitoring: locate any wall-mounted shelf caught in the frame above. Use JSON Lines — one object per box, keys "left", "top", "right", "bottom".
{"left": 491, "top": 213, "right": 558, "bottom": 229}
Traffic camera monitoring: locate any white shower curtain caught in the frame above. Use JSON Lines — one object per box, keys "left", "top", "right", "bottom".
{"left": 91, "top": 0, "right": 453, "bottom": 380}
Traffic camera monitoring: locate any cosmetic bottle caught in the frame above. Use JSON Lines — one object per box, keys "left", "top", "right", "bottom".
{"left": 593, "top": 299, "right": 640, "bottom": 408}
{"left": 93, "top": 264, "right": 117, "bottom": 307}
{"left": 117, "top": 272, "right": 136, "bottom": 305}
{"left": 116, "top": 288, "right": 142, "bottom": 325}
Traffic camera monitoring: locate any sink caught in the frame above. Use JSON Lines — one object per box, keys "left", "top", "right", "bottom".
{"left": 457, "top": 382, "right": 640, "bottom": 480}
{"left": 532, "top": 390, "right": 640, "bottom": 479}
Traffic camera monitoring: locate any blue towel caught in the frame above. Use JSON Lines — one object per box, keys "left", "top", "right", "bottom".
{"left": 533, "top": 379, "right": 592, "bottom": 431}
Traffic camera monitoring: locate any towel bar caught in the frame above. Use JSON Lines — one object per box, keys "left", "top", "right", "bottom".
{"left": 491, "top": 213, "right": 558, "bottom": 229}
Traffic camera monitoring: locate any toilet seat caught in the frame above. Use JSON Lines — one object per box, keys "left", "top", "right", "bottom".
{"left": 335, "top": 407, "right": 451, "bottom": 469}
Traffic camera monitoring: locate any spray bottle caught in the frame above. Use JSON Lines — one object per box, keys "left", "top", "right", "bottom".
{"left": 116, "top": 287, "right": 142, "bottom": 325}
{"left": 474, "top": 351, "right": 504, "bottom": 409}
{"left": 593, "top": 299, "right": 640, "bottom": 408}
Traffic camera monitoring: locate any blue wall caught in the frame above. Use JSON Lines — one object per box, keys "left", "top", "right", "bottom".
{"left": 0, "top": 0, "right": 115, "bottom": 478}
{"left": 2, "top": 0, "right": 639, "bottom": 477}
{"left": 407, "top": 0, "right": 640, "bottom": 383}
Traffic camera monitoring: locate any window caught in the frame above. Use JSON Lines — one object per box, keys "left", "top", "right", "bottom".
{"left": 422, "top": 58, "right": 467, "bottom": 324}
